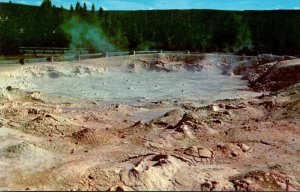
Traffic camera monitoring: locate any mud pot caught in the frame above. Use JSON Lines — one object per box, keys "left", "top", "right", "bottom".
{"left": 0, "top": 53, "right": 299, "bottom": 191}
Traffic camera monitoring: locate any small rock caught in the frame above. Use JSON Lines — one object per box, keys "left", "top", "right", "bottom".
{"left": 238, "top": 143, "right": 251, "bottom": 152}
{"left": 225, "top": 104, "right": 240, "bottom": 110}
{"left": 6, "top": 86, "right": 13, "bottom": 91}
{"left": 132, "top": 121, "right": 144, "bottom": 127}
{"left": 109, "top": 185, "right": 132, "bottom": 192}
{"left": 212, "top": 105, "right": 220, "bottom": 112}
{"left": 31, "top": 92, "right": 42, "bottom": 99}
{"left": 198, "top": 147, "right": 213, "bottom": 158}
{"left": 184, "top": 146, "right": 213, "bottom": 158}
{"left": 212, "top": 119, "right": 223, "bottom": 124}
{"left": 205, "top": 127, "right": 219, "bottom": 135}
{"left": 201, "top": 182, "right": 211, "bottom": 191}
{"left": 231, "top": 151, "right": 239, "bottom": 157}
{"left": 223, "top": 110, "right": 232, "bottom": 115}
{"left": 176, "top": 125, "right": 194, "bottom": 138}
{"left": 184, "top": 146, "right": 199, "bottom": 157}
{"left": 211, "top": 181, "right": 219, "bottom": 190}
{"left": 260, "top": 140, "right": 276, "bottom": 146}
{"left": 218, "top": 103, "right": 225, "bottom": 108}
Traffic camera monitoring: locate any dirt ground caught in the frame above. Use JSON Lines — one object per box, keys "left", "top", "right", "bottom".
{"left": 0, "top": 54, "right": 299, "bottom": 191}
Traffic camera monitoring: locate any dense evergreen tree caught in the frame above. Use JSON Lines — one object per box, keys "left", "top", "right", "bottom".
{"left": 75, "top": 1, "right": 81, "bottom": 14}
{"left": 91, "top": 4, "right": 95, "bottom": 14}
{"left": 98, "top": 7, "right": 104, "bottom": 17}
{"left": 0, "top": 2, "right": 299, "bottom": 55}
{"left": 70, "top": 4, "right": 74, "bottom": 13}
{"left": 60, "top": 6, "right": 64, "bottom": 17}
{"left": 83, "top": 2, "right": 87, "bottom": 16}
{"left": 40, "top": 0, "right": 52, "bottom": 8}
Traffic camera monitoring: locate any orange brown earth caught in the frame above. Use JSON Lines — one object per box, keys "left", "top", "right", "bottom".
{"left": 0, "top": 54, "right": 299, "bottom": 191}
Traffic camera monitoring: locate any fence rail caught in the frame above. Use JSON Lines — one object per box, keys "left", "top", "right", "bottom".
{"left": 19, "top": 47, "right": 97, "bottom": 55}
{"left": 0, "top": 59, "right": 20, "bottom": 65}
{"left": 53, "top": 55, "right": 77, "bottom": 62}
{"left": 135, "top": 50, "right": 158, "bottom": 54}
{"left": 24, "top": 57, "right": 48, "bottom": 63}
{"left": 0, "top": 49, "right": 257, "bottom": 65}
{"left": 162, "top": 51, "right": 185, "bottom": 54}
{"left": 19, "top": 47, "right": 94, "bottom": 51}
{"left": 106, "top": 51, "right": 131, "bottom": 57}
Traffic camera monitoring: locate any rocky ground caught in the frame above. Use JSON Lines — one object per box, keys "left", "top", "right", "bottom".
{"left": 0, "top": 54, "right": 299, "bottom": 191}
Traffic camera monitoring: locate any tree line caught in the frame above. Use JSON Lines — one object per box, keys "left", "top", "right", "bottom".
{"left": 0, "top": 0, "right": 299, "bottom": 55}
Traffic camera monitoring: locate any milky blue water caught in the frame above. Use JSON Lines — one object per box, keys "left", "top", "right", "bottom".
{"left": 27, "top": 69, "right": 258, "bottom": 104}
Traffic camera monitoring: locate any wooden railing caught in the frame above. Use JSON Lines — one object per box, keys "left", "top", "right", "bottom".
{"left": 0, "top": 49, "right": 256, "bottom": 65}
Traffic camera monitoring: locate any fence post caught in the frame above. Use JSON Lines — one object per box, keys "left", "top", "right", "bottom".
{"left": 20, "top": 58, "right": 25, "bottom": 65}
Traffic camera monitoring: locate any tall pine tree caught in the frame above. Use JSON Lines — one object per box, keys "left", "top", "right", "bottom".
{"left": 70, "top": 4, "right": 74, "bottom": 13}
{"left": 98, "top": 7, "right": 104, "bottom": 17}
{"left": 75, "top": 1, "right": 81, "bottom": 15}
{"left": 91, "top": 4, "right": 95, "bottom": 14}
{"left": 83, "top": 2, "right": 87, "bottom": 16}
{"left": 41, "top": 0, "right": 52, "bottom": 8}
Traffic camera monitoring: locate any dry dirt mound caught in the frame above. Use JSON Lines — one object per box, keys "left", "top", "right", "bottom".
{"left": 120, "top": 154, "right": 190, "bottom": 190}
{"left": 132, "top": 54, "right": 242, "bottom": 73}
{"left": 118, "top": 153, "right": 246, "bottom": 191}
{"left": 2, "top": 142, "right": 51, "bottom": 158}
{"left": 70, "top": 66, "right": 105, "bottom": 76}
{"left": 0, "top": 104, "right": 59, "bottom": 119}
{"left": 155, "top": 54, "right": 205, "bottom": 64}
{"left": 229, "top": 170, "right": 300, "bottom": 191}
{"left": 150, "top": 108, "right": 184, "bottom": 128}
{"left": 234, "top": 54, "right": 295, "bottom": 76}
{"left": 244, "top": 59, "right": 300, "bottom": 91}
{"left": 20, "top": 113, "right": 78, "bottom": 137}
{"left": 173, "top": 112, "right": 219, "bottom": 136}
{"left": 22, "top": 65, "right": 105, "bottom": 78}
{"left": 69, "top": 127, "right": 112, "bottom": 145}
{"left": 1, "top": 87, "right": 44, "bottom": 103}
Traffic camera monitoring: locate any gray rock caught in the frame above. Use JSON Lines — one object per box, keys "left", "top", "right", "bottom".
{"left": 151, "top": 109, "right": 184, "bottom": 127}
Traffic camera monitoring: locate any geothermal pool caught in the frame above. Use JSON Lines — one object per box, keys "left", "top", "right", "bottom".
{"left": 1, "top": 53, "right": 261, "bottom": 105}
{"left": 23, "top": 69, "right": 258, "bottom": 104}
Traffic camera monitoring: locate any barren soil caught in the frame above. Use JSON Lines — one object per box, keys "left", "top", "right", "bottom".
{"left": 0, "top": 54, "right": 299, "bottom": 191}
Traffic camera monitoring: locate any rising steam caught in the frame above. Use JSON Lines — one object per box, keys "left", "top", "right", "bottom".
{"left": 61, "top": 17, "right": 115, "bottom": 51}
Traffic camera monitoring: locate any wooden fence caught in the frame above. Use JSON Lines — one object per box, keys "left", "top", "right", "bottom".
{"left": 0, "top": 48, "right": 256, "bottom": 65}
